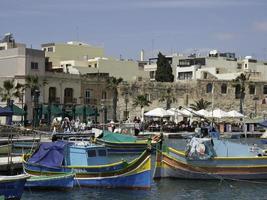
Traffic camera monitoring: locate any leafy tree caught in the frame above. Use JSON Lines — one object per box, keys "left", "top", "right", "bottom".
{"left": 159, "top": 87, "right": 176, "bottom": 110}
{"left": 155, "top": 52, "right": 174, "bottom": 82}
{"left": 133, "top": 94, "right": 152, "bottom": 121}
{"left": 232, "top": 73, "right": 250, "bottom": 114}
{"left": 189, "top": 98, "right": 212, "bottom": 111}
{"left": 106, "top": 76, "right": 123, "bottom": 122}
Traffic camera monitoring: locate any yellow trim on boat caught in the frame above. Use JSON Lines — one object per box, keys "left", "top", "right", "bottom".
{"left": 168, "top": 147, "right": 267, "bottom": 160}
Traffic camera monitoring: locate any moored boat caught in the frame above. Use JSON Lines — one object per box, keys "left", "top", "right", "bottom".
{"left": 95, "top": 130, "right": 154, "bottom": 154}
{"left": 154, "top": 136, "right": 267, "bottom": 180}
{"left": 23, "top": 141, "right": 151, "bottom": 189}
{"left": 25, "top": 173, "right": 75, "bottom": 190}
{"left": 0, "top": 174, "right": 29, "bottom": 199}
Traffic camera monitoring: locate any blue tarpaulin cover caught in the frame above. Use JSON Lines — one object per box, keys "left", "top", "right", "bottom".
{"left": 28, "top": 141, "right": 68, "bottom": 168}
{"left": 259, "top": 120, "right": 267, "bottom": 127}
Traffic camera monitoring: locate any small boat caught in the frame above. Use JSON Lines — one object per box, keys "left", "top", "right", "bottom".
{"left": 23, "top": 141, "right": 151, "bottom": 189}
{"left": 25, "top": 173, "right": 75, "bottom": 190}
{"left": 0, "top": 174, "right": 29, "bottom": 199}
{"left": 0, "top": 144, "right": 12, "bottom": 155}
{"left": 154, "top": 134, "right": 267, "bottom": 180}
{"left": 95, "top": 130, "right": 154, "bottom": 154}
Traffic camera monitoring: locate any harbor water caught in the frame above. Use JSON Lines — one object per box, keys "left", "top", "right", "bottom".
{"left": 21, "top": 138, "right": 267, "bottom": 200}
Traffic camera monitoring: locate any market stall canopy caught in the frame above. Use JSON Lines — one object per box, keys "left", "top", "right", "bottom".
{"left": 144, "top": 108, "right": 174, "bottom": 118}
{"left": 0, "top": 106, "right": 13, "bottom": 116}
{"left": 227, "top": 110, "right": 244, "bottom": 118}
{"left": 3, "top": 105, "right": 25, "bottom": 116}
{"left": 206, "top": 108, "right": 229, "bottom": 119}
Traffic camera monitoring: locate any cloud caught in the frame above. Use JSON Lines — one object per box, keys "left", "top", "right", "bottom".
{"left": 214, "top": 33, "right": 235, "bottom": 41}
{"left": 254, "top": 21, "right": 267, "bottom": 32}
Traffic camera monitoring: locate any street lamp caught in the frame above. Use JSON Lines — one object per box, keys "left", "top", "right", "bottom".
{"left": 124, "top": 92, "right": 129, "bottom": 120}
{"left": 253, "top": 96, "right": 259, "bottom": 117}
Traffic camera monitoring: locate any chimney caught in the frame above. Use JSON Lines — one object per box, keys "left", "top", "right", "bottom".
{"left": 140, "top": 49, "right": 144, "bottom": 61}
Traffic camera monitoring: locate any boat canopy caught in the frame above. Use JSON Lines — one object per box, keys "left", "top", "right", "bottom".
{"left": 28, "top": 141, "right": 69, "bottom": 168}
{"left": 99, "top": 130, "right": 138, "bottom": 143}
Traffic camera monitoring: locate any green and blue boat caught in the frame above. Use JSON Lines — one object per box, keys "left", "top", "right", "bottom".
{"left": 23, "top": 141, "right": 151, "bottom": 189}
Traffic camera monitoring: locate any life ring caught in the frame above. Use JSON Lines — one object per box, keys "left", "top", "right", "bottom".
{"left": 196, "top": 143, "right": 206, "bottom": 155}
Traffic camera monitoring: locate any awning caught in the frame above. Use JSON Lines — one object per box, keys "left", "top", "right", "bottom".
{"left": 75, "top": 105, "right": 96, "bottom": 116}
{"left": 3, "top": 105, "right": 25, "bottom": 116}
{"left": 42, "top": 105, "right": 62, "bottom": 116}
{"left": 0, "top": 106, "right": 13, "bottom": 116}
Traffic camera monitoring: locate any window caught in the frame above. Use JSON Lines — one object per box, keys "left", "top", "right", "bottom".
{"left": 31, "top": 62, "right": 38, "bottom": 70}
{"left": 102, "top": 91, "right": 107, "bottom": 99}
{"left": 145, "top": 93, "right": 150, "bottom": 101}
{"left": 85, "top": 89, "right": 91, "bottom": 104}
{"left": 264, "top": 85, "right": 267, "bottom": 95}
{"left": 249, "top": 85, "right": 255, "bottom": 95}
{"left": 178, "top": 72, "right": 192, "bottom": 80}
{"left": 149, "top": 71, "right": 155, "bottom": 79}
{"left": 87, "top": 150, "right": 96, "bottom": 157}
{"left": 244, "top": 63, "right": 248, "bottom": 68}
{"left": 94, "top": 63, "right": 97, "bottom": 68}
{"left": 98, "top": 149, "right": 107, "bottom": 157}
{"left": 221, "top": 84, "right": 227, "bottom": 94}
{"left": 206, "top": 83, "right": 213, "bottom": 93}
{"left": 49, "top": 87, "right": 56, "bottom": 103}
{"left": 88, "top": 65, "right": 91, "bottom": 68}
{"left": 64, "top": 88, "right": 73, "bottom": 103}
{"left": 47, "top": 47, "right": 54, "bottom": 52}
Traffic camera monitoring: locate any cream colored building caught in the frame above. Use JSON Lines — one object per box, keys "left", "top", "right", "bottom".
{"left": 41, "top": 41, "right": 104, "bottom": 69}
{"left": 43, "top": 41, "right": 149, "bottom": 82}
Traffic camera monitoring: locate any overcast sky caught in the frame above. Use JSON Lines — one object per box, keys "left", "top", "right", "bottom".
{"left": 1, "top": 0, "right": 267, "bottom": 60}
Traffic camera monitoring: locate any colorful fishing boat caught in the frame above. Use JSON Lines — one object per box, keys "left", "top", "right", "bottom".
{"left": 23, "top": 141, "right": 151, "bottom": 189}
{"left": 154, "top": 136, "right": 267, "bottom": 180}
{"left": 95, "top": 130, "right": 154, "bottom": 154}
{"left": 0, "top": 174, "right": 29, "bottom": 199}
{"left": 25, "top": 173, "right": 75, "bottom": 190}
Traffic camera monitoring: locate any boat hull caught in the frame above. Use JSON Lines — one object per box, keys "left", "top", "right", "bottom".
{"left": 23, "top": 150, "right": 151, "bottom": 189}
{"left": 25, "top": 174, "right": 75, "bottom": 189}
{"left": 154, "top": 147, "right": 267, "bottom": 180}
{"left": 0, "top": 175, "right": 29, "bottom": 200}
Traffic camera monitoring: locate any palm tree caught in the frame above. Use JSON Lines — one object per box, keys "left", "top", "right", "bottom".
{"left": 0, "top": 79, "right": 24, "bottom": 124}
{"left": 159, "top": 87, "right": 176, "bottom": 110}
{"left": 233, "top": 73, "right": 250, "bottom": 114}
{"left": 0, "top": 79, "right": 23, "bottom": 102}
{"left": 25, "top": 75, "right": 42, "bottom": 127}
{"left": 106, "top": 77, "right": 123, "bottom": 122}
{"left": 189, "top": 98, "right": 212, "bottom": 111}
{"left": 133, "top": 94, "right": 152, "bottom": 121}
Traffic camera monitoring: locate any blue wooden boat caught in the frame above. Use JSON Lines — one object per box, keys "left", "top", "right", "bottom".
{"left": 23, "top": 141, "right": 151, "bottom": 189}
{"left": 154, "top": 135, "right": 267, "bottom": 180}
{"left": 0, "top": 174, "right": 29, "bottom": 199}
{"left": 25, "top": 173, "right": 75, "bottom": 190}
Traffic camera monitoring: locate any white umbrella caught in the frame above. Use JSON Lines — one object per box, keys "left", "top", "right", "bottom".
{"left": 144, "top": 108, "right": 174, "bottom": 118}
{"left": 227, "top": 110, "right": 244, "bottom": 118}
{"left": 167, "top": 108, "right": 183, "bottom": 116}
{"left": 195, "top": 109, "right": 210, "bottom": 117}
{"left": 207, "top": 108, "right": 229, "bottom": 119}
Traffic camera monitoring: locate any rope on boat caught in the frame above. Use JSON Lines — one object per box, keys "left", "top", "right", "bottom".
{"left": 74, "top": 174, "right": 81, "bottom": 189}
